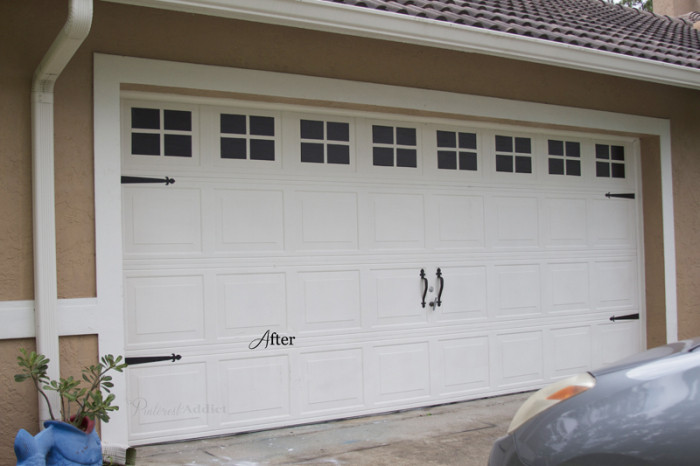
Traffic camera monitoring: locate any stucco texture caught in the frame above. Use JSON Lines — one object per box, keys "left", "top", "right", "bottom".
{"left": 0, "top": 0, "right": 699, "bottom": 454}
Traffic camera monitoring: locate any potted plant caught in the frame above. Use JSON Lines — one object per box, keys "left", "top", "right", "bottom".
{"left": 13, "top": 348, "right": 127, "bottom": 466}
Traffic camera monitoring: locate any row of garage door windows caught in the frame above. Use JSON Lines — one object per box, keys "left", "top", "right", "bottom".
{"left": 130, "top": 107, "right": 626, "bottom": 179}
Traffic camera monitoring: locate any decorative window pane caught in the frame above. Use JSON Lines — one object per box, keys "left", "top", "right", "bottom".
{"left": 130, "top": 106, "right": 193, "bottom": 158}
{"left": 495, "top": 135, "right": 531, "bottom": 173}
{"left": 220, "top": 113, "right": 276, "bottom": 161}
{"left": 436, "top": 130, "right": 478, "bottom": 171}
{"left": 548, "top": 139, "right": 581, "bottom": 176}
{"left": 595, "top": 143, "right": 625, "bottom": 178}
{"left": 372, "top": 124, "right": 417, "bottom": 168}
{"left": 300, "top": 119, "right": 351, "bottom": 165}
{"left": 164, "top": 110, "right": 191, "bottom": 131}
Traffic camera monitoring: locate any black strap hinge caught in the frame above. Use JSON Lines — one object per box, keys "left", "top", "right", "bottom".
{"left": 121, "top": 176, "right": 175, "bottom": 185}
{"left": 125, "top": 353, "right": 182, "bottom": 366}
{"left": 605, "top": 192, "right": 635, "bottom": 199}
{"left": 610, "top": 313, "right": 640, "bottom": 322}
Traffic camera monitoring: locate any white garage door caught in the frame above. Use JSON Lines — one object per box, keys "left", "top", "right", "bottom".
{"left": 121, "top": 96, "right": 643, "bottom": 444}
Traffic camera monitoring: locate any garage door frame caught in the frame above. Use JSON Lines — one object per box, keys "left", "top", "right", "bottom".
{"left": 93, "top": 53, "right": 677, "bottom": 447}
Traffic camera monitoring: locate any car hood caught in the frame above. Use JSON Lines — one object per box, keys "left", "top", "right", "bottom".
{"left": 592, "top": 336, "right": 700, "bottom": 377}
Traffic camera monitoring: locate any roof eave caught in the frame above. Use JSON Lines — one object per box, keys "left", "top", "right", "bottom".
{"left": 103, "top": 0, "right": 700, "bottom": 90}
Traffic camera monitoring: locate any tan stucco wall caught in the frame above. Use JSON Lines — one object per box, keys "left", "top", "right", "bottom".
{"left": 654, "top": 0, "right": 700, "bottom": 17}
{"left": 0, "top": 335, "right": 98, "bottom": 465}
{"left": 1, "top": 0, "right": 699, "bottom": 452}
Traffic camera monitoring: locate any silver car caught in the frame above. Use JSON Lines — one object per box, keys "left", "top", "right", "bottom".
{"left": 489, "top": 337, "right": 700, "bottom": 465}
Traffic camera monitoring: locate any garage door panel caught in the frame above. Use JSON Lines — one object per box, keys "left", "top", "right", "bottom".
{"left": 216, "top": 272, "right": 287, "bottom": 337}
{"left": 593, "top": 259, "right": 638, "bottom": 310}
{"left": 488, "top": 196, "right": 539, "bottom": 249}
{"left": 219, "top": 355, "right": 290, "bottom": 425}
{"left": 496, "top": 331, "right": 544, "bottom": 387}
{"left": 544, "top": 262, "right": 591, "bottom": 314}
{"left": 427, "top": 194, "right": 485, "bottom": 249}
{"left": 128, "top": 362, "right": 209, "bottom": 435}
{"left": 213, "top": 189, "right": 285, "bottom": 252}
{"left": 541, "top": 198, "right": 588, "bottom": 248}
{"left": 126, "top": 275, "right": 205, "bottom": 345}
{"left": 372, "top": 342, "right": 430, "bottom": 403}
{"left": 368, "top": 268, "right": 428, "bottom": 327}
{"left": 299, "top": 349, "right": 364, "bottom": 414}
{"left": 433, "top": 266, "right": 487, "bottom": 322}
{"left": 292, "top": 191, "right": 359, "bottom": 250}
{"left": 296, "top": 270, "right": 362, "bottom": 332}
{"left": 548, "top": 326, "right": 593, "bottom": 378}
{"left": 369, "top": 193, "right": 425, "bottom": 249}
{"left": 595, "top": 322, "right": 642, "bottom": 367}
{"left": 435, "top": 336, "right": 490, "bottom": 395}
{"left": 493, "top": 264, "right": 542, "bottom": 318}
{"left": 123, "top": 187, "right": 202, "bottom": 254}
{"left": 589, "top": 199, "right": 636, "bottom": 248}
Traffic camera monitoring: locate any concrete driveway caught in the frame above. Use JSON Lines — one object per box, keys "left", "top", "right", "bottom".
{"left": 134, "top": 392, "right": 530, "bottom": 465}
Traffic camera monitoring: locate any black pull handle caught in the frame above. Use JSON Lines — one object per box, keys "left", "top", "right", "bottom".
{"left": 125, "top": 353, "right": 182, "bottom": 365}
{"left": 436, "top": 268, "right": 444, "bottom": 307}
{"left": 610, "top": 313, "right": 640, "bottom": 322}
{"left": 420, "top": 269, "right": 428, "bottom": 308}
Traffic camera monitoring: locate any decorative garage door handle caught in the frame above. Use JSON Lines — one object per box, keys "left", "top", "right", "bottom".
{"left": 436, "top": 268, "right": 444, "bottom": 307}
{"left": 610, "top": 313, "right": 640, "bottom": 322}
{"left": 125, "top": 353, "right": 182, "bottom": 365}
{"left": 420, "top": 268, "right": 428, "bottom": 308}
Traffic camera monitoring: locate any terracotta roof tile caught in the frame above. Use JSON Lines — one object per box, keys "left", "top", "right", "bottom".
{"left": 326, "top": 0, "right": 700, "bottom": 69}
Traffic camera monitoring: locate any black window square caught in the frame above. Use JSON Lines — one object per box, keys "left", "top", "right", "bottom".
{"left": 596, "top": 144, "right": 610, "bottom": 159}
{"left": 301, "top": 142, "right": 324, "bottom": 163}
{"left": 396, "top": 148, "right": 417, "bottom": 167}
{"left": 373, "top": 125, "right": 393, "bottom": 144}
{"left": 221, "top": 114, "right": 246, "bottom": 134}
{"left": 611, "top": 145, "right": 625, "bottom": 161}
{"left": 221, "top": 137, "right": 247, "bottom": 159}
{"left": 566, "top": 141, "right": 581, "bottom": 157}
{"left": 548, "top": 140, "right": 564, "bottom": 156}
{"left": 131, "top": 108, "right": 160, "bottom": 130}
{"left": 373, "top": 147, "right": 394, "bottom": 166}
{"left": 327, "top": 144, "right": 350, "bottom": 164}
{"left": 495, "top": 135, "right": 512, "bottom": 152}
{"left": 164, "top": 110, "right": 191, "bottom": 131}
{"left": 250, "top": 116, "right": 275, "bottom": 136}
{"left": 459, "top": 132, "right": 477, "bottom": 150}
{"left": 596, "top": 161, "right": 610, "bottom": 177}
{"left": 437, "top": 131, "right": 457, "bottom": 148}
{"left": 611, "top": 163, "right": 626, "bottom": 178}
{"left": 515, "top": 137, "right": 531, "bottom": 154}
{"left": 459, "top": 152, "right": 477, "bottom": 171}
{"left": 496, "top": 154, "right": 513, "bottom": 172}
{"left": 549, "top": 158, "right": 564, "bottom": 175}
{"left": 396, "top": 127, "right": 416, "bottom": 146}
{"left": 132, "top": 133, "right": 160, "bottom": 155}
{"left": 515, "top": 155, "right": 532, "bottom": 173}
{"left": 250, "top": 139, "right": 275, "bottom": 160}
{"left": 438, "top": 151, "right": 457, "bottom": 170}
{"left": 301, "top": 120, "right": 324, "bottom": 140}
{"left": 327, "top": 122, "right": 350, "bottom": 142}
{"left": 164, "top": 134, "right": 192, "bottom": 157}
{"left": 566, "top": 159, "right": 581, "bottom": 176}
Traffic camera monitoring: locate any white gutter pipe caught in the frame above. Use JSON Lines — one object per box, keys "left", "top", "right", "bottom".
{"left": 32, "top": 0, "right": 93, "bottom": 426}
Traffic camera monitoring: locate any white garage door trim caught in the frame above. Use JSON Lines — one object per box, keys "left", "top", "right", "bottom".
{"left": 93, "top": 53, "right": 677, "bottom": 447}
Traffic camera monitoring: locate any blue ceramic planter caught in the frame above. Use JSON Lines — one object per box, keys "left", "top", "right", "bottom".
{"left": 14, "top": 420, "right": 102, "bottom": 466}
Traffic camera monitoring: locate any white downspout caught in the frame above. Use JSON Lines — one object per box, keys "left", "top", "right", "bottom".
{"left": 32, "top": 0, "right": 93, "bottom": 426}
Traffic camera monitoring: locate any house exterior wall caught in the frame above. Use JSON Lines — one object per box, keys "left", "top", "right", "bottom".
{"left": 654, "top": 0, "right": 700, "bottom": 17}
{"left": 1, "top": 0, "right": 698, "bottom": 459}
